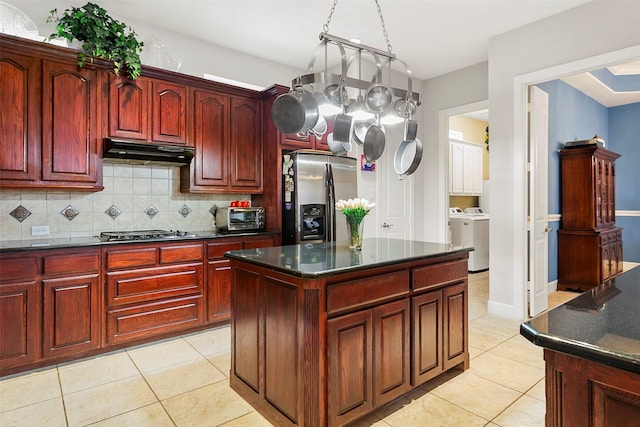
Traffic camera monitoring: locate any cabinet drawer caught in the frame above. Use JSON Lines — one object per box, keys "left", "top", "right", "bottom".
{"left": 43, "top": 250, "right": 99, "bottom": 276}
{"left": 412, "top": 260, "right": 467, "bottom": 291}
{"left": 106, "top": 247, "right": 157, "bottom": 269}
{"left": 106, "top": 264, "right": 203, "bottom": 306}
{"left": 0, "top": 255, "right": 38, "bottom": 281}
{"left": 159, "top": 243, "right": 202, "bottom": 264}
{"left": 207, "top": 240, "right": 243, "bottom": 259}
{"left": 106, "top": 295, "right": 203, "bottom": 344}
{"left": 327, "top": 270, "right": 409, "bottom": 316}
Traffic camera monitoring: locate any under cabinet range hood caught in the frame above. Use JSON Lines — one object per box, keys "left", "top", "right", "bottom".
{"left": 103, "top": 138, "right": 195, "bottom": 166}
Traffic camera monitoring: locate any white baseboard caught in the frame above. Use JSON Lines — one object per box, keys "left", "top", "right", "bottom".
{"left": 487, "top": 300, "right": 524, "bottom": 320}
{"left": 547, "top": 280, "right": 558, "bottom": 293}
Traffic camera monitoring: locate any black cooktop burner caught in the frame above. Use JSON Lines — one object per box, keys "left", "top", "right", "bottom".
{"left": 99, "top": 229, "right": 194, "bottom": 241}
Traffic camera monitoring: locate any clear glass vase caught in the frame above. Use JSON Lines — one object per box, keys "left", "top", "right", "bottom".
{"left": 345, "top": 215, "right": 365, "bottom": 250}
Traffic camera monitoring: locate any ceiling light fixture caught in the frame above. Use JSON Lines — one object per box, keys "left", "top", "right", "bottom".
{"left": 271, "top": 0, "right": 420, "bottom": 163}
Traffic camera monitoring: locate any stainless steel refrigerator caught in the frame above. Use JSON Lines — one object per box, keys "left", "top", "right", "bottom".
{"left": 282, "top": 152, "right": 357, "bottom": 245}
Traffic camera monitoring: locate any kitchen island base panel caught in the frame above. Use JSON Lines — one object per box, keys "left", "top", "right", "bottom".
{"left": 228, "top": 244, "right": 470, "bottom": 427}
{"left": 544, "top": 349, "right": 640, "bottom": 426}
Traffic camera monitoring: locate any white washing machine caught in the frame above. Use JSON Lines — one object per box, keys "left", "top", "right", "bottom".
{"left": 449, "top": 207, "right": 490, "bottom": 272}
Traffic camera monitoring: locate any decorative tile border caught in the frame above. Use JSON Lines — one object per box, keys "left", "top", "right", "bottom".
{"left": 9, "top": 205, "right": 32, "bottom": 223}
{"left": 60, "top": 205, "right": 80, "bottom": 221}
{"left": 178, "top": 204, "right": 192, "bottom": 218}
{"left": 105, "top": 205, "right": 121, "bottom": 220}
{"left": 144, "top": 205, "right": 159, "bottom": 218}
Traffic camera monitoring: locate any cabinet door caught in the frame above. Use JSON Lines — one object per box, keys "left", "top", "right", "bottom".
{"left": 328, "top": 309, "right": 373, "bottom": 426}
{"left": 443, "top": 282, "right": 468, "bottom": 370}
{"left": 412, "top": 290, "right": 443, "bottom": 386}
{"left": 42, "top": 274, "right": 100, "bottom": 358}
{"left": 230, "top": 97, "right": 262, "bottom": 191}
{"left": 207, "top": 259, "right": 232, "bottom": 323}
{"left": 41, "top": 59, "right": 99, "bottom": 185}
{"left": 372, "top": 299, "right": 411, "bottom": 407}
{"left": 449, "top": 141, "right": 464, "bottom": 194}
{"left": 243, "top": 235, "right": 276, "bottom": 249}
{"left": 600, "top": 240, "right": 612, "bottom": 282}
{"left": 108, "top": 74, "right": 150, "bottom": 140}
{"left": 281, "top": 132, "right": 315, "bottom": 150}
{"left": 151, "top": 80, "right": 187, "bottom": 144}
{"left": 0, "top": 51, "right": 39, "bottom": 183}
{"left": 0, "top": 281, "right": 40, "bottom": 372}
{"left": 192, "top": 89, "right": 229, "bottom": 188}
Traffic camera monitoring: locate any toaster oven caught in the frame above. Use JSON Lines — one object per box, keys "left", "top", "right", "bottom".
{"left": 215, "top": 207, "right": 265, "bottom": 231}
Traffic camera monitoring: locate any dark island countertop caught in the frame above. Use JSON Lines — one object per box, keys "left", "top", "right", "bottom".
{"left": 0, "top": 230, "right": 279, "bottom": 253}
{"left": 224, "top": 238, "right": 472, "bottom": 278}
{"left": 521, "top": 266, "right": 640, "bottom": 374}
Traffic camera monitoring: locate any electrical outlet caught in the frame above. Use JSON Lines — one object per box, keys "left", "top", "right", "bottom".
{"left": 31, "top": 225, "right": 50, "bottom": 236}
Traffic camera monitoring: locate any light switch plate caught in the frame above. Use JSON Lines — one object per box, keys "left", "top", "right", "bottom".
{"left": 31, "top": 225, "right": 50, "bottom": 236}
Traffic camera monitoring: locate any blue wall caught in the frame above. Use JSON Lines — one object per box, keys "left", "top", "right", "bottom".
{"left": 609, "top": 102, "right": 640, "bottom": 262}
{"left": 536, "top": 80, "right": 611, "bottom": 281}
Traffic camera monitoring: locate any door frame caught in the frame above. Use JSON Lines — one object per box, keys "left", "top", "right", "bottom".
{"left": 438, "top": 100, "right": 489, "bottom": 242}
{"left": 513, "top": 45, "right": 640, "bottom": 319}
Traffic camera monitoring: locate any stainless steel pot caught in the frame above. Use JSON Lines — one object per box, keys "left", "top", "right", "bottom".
{"left": 394, "top": 137, "right": 423, "bottom": 178}
{"left": 272, "top": 90, "right": 319, "bottom": 135}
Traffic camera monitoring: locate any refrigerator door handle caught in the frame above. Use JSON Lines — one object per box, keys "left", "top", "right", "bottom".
{"left": 327, "top": 163, "right": 336, "bottom": 242}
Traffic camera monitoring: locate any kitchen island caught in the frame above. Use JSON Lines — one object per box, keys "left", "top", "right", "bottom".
{"left": 521, "top": 266, "right": 640, "bottom": 426}
{"left": 225, "top": 238, "right": 472, "bottom": 426}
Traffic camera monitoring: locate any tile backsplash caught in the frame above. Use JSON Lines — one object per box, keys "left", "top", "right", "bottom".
{"left": 0, "top": 164, "right": 246, "bottom": 241}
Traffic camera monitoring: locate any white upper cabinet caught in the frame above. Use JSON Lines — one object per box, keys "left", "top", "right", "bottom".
{"left": 449, "top": 140, "right": 483, "bottom": 196}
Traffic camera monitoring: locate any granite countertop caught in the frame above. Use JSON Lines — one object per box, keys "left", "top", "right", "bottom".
{"left": 521, "top": 266, "right": 640, "bottom": 374}
{"left": 224, "top": 238, "right": 472, "bottom": 278}
{"left": 0, "top": 230, "right": 279, "bottom": 253}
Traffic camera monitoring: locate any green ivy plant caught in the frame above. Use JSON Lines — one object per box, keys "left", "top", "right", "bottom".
{"left": 46, "top": 2, "right": 144, "bottom": 79}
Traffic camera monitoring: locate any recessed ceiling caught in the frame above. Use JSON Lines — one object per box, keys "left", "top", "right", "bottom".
{"left": 11, "top": 0, "right": 592, "bottom": 81}
{"left": 561, "top": 61, "right": 640, "bottom": 107}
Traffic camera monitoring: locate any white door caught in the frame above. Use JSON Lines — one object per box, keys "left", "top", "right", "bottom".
{"left": 528, "top": 86, "right": 549, "bottom": 316}
{"left": 378, "top": 125, "right": 413, "bottom": 240}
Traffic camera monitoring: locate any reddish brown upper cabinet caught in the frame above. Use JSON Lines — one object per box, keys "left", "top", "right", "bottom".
{"left": 107, "top": 74, "right": 187, "bottom": 145}
{"left": 108, "top": 74, "right": 150, "bottom": 141}
{"left": 41, "top": 58, "right": 101, "bottom": 186}
{"left": 558, "top": 146, "right": 623, "bottom": 291}
{"left": 0, "top": 49, "right": 39, "bottom": 183}
{"left": 0, "top": 35, "right": 103, "bottom": 190}
{"left": 181, "top": 89, "right": 262, "bottom": 193}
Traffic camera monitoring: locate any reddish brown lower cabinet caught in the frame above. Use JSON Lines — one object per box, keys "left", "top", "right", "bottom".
{"left": 103, "top": 242, "right": 204, "bottom": 345}
{"left": 42, "top": 274, "right": 100, "bottom": 358}
{"left": 544, "top": 349, "right": 640, "bottom": 426}
{"left": 412, "top": 291, "right": 443, "bottom": 385}
{"left": 328, "top": 299, "right": 411, "bottom": 426}
{"left": 205, "top": 235, "right": 276, "bottom": 324}
{"left": 0, "top": 280, "right": 40, "bottom": 372}
{"left": 0, "top": 248, "right": 100, "bottom": 376}
{"left": 0, "top": 234, "right": 277, "bottom": 376}
{"left": 230, "top": 251, "right": 469, "bottom": 427}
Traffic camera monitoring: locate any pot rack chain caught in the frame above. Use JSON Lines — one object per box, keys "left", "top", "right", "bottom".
{"left": 322, "top": 0, "right": 393, "bottom": 54}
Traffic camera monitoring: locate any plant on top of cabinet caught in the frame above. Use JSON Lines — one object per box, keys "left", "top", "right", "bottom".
{"left": 46, "top": 2, "right": 143, "bottom": 79}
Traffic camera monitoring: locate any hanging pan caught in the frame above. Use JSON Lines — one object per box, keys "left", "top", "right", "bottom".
{"left": 363, "top": 123, "right": 386, "bottom": 162}
{"left": 394, "top": 137, "right": 423, "bottom": 179}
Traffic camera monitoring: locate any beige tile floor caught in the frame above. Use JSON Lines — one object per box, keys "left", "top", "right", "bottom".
{"left": 4, "top": 266, "right": 638, "bottom": 427}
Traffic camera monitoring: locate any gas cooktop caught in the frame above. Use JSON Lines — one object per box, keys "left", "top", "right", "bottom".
{"left": 99, "top": 229, "right": 195, "bottom": 241}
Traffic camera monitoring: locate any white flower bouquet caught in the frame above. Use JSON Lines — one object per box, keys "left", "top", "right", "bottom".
{"left": 335, "top": 198, "right": 375, "bottom": 249}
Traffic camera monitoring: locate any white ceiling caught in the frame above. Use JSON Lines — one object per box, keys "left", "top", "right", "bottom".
{"left": 14, "top": 0, "right": 593, "bottom": 81}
